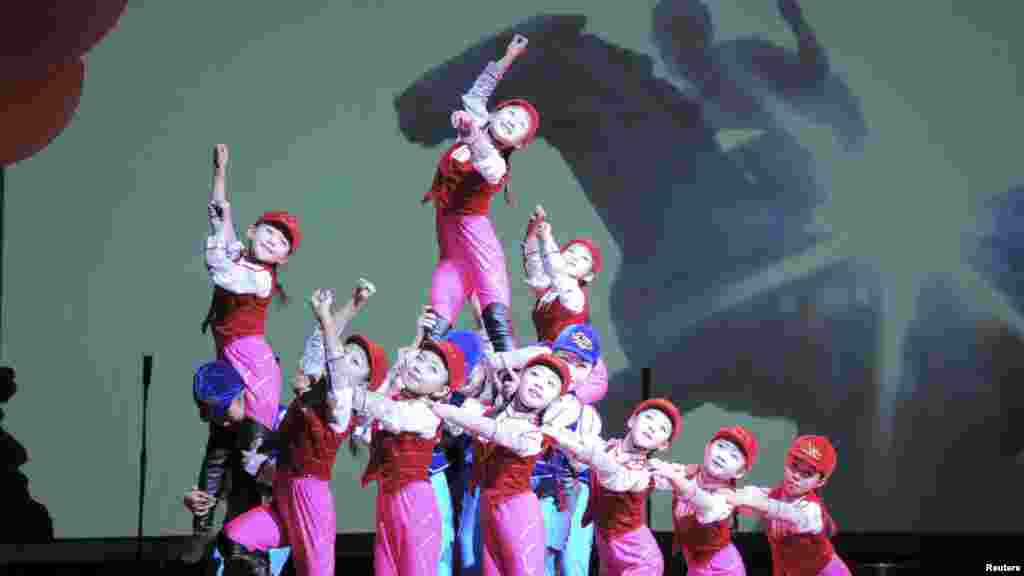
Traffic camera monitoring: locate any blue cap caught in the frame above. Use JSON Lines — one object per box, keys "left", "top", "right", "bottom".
{"left": 193, "top": 360, "right": 244, "bottom": 420}
{"left": 552, "top": 324, "right": 601, "bottom": 365}
{"left": 444, "top": 330, "right": 484, "bottom": 375}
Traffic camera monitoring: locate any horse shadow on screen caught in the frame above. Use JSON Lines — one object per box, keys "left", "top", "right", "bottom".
{"left": 392, "top": 5, "right": 1022, "bottom": 531}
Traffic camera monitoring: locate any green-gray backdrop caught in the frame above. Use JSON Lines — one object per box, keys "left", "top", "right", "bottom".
{"left": 4, "top": 0, "right": 1022, "bottom": 538}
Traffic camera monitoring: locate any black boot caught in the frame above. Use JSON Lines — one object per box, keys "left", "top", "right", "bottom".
{"left": 423, "top": 313, "right": 452, "bottom": 343}
{"left": 482, "top": 303, "right": 515, "bottom": 352}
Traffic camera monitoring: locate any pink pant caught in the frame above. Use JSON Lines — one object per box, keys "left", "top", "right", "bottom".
{"left": 218, "top": 335, "right": 281, "bottom": 430}
{"left": 430, "top": 213, "right": 511, "bottom": 323}
{"left": 684, "top": 543, "right": 746, "bottom": 575}
{"left": 595, "top": 526, "right": 663, "bottom": 576}
{"left": 480, "top": 491, "right": 546, "bottom": 576}
{"left": 818, "top": 555, "right": 853, "bottom": 576}
{"left": 375, "top": 481, "right": 442, "bottom": 576}
{"left": 224, "top": 473, "right": 336, "bottom": 576}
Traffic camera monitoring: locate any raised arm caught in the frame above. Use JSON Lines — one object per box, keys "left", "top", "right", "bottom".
{"left": 300, "top": 280, "right": 376, "bottom": 379}
{"left": 461, "top": 34, "right": 529, "bottom": 123}
{"left": 522, "top": 205, "right": 551, "bottom": 294}
{"left": 209, "top": 144, "right": 237, "bottom": 245}
{"left": 205, "top": 201, "right": 272, "bottom": 296}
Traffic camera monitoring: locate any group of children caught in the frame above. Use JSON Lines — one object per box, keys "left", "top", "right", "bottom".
{"left": 183, "top": 33, "right": 852, "bottom": 576}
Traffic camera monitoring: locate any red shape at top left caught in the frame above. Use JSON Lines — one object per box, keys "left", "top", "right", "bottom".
{"left": 0, "top": 1, "right": 128, "bottom": 77}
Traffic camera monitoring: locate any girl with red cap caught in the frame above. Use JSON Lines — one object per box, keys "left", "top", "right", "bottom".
{"left": 203, "top": 143, "right": 302, "bottom": 432}
{"left": 420, "top": 34, "right": 540, "bottom": 354}
{"left": 543, "top": 398, "right": 684, "bottom": 576}
{"left": 353, "top": 318, "right": 468, "bottom": 576}
{"left": 521, "top": 206, "right": 609, "bottom": 404}
{"left": 194, "top": 143, "right": 303, "bottom": 547}
{"left": 222, "top": 286, "right": 388, "bottom": 576}
{"left": 654, "top": 426, "right": 760, "bottom": 576}
{"left": 430, "top": 354, "right": 572, "bottom": 576}
{"left": 728, "top": 435, "right": 852, "bottom": 576}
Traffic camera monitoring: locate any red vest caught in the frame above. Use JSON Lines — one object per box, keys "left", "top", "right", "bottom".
{"left": 277, "top": 401, "right": 347, "bottom": 481}
{"left": 204, "top": 261, "right": 275, "bottom": 350}
{"left": 671, "top": 494, "right": 733, "bottom": 565}
{"left": 361, "top": 426, "right": 441, "bottom": 494}
{"left": 532, "top": 286, "right": 590, "bottom": 343}
{"left": 423, "top": 143, "right": 508, "bottom": 216}
{"left": 583, "top": 473, "right": 652, "bottom": 541}
{"left": 766, "top": 487, "right": 837, "bottom": 576}
{"left": 471, "top": 436, "right": 549, "bottom": 505}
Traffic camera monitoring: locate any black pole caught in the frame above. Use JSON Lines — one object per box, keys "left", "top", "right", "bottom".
{"left": 137, "top": 354, "right": 153, "bottom": 561}
{"left": 641, "top": 367, "right": 652, "bottom": 524}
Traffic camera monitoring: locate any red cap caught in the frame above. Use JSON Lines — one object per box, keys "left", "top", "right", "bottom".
{"left": 257, "top": 211, "right": 302, "bottom": 254}
{"left": 562, "top": 237, "right": 603, "bottom": 276}
{"left": 786, "top": 435, "right": 837, "bottom": 480}
{"left": 421, "top": 339, "right": 466, "bottom": 393}
{"left": 523, "top": 353, "right": 571, "bottom": 395}
{"left": 631, "top": 398, "right": 683, "bottom": 443}
{"left": 495, "top": 99, "right": 540, "bottom": 147}
{"left": 345, "top": 334, "right": 390, "bottom": 392}
{"left": 712, "top": 426, "right": 759, "bottom": 471}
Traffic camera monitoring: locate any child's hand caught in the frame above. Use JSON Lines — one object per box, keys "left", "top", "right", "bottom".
{"left": 183, "top": 487, "right": 216, "bottom": 516}
{"left": 451, "top": 110, "right": 474, "bottom": 137}
{"left": 533, "top": 205, "right": 546, "bottom": 222}
{"left": 352, "top": 278, "right": 376, "bottom": 310}
{"left": 310, "top": 288, "right": 335, "bottom": 321}
{"left": 417, "top": 306, "right": 441, "bottom": 336}
{"left": 213, "top": 144, "right": 229, "bottom": 172}
{"left": 505, "top": 34, "right": 528, "bottom": 60}
{"left": 535, "top": 221, "right": 552, "bottom": 238}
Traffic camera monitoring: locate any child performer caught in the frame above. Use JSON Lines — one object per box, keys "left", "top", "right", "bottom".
{"left": 198, "top": 401, "right": 294, "bottom": 576}
{"left": 357, "top": 325, "right": 468, "bottom": 576}
{"left": 420, "top": 33, "right": 539, "bottom": 352}
{"left": 186, "top": 361, "right": 279, "bottom": 574}
{"left": 542, "top": 398, "right": 683, "bottom": 576}
{"left": 434, "top": 329, "right": 489, "bottom": 576}
{"left": 655, "top": 426, "right": 760, "bottom": 576}
{"left": 196, "top": 143, "right": 301, "bottom": 539}
{"left": 483, "top": 324, "right": 605, "bottom": 408}
{"left": 521, "top": 205, "right": 607, "bottom": 403}
{"left": 532, "top": 387, "right": 602, "bottom": 575}
{"left": 727, "top": 435, "right": 852, "bottom": 576}
{"left": 222, "top": 285, "right": 388, "bottom": 576}
{"left": 431, "top": 354, "right": 572, "bottom": 576}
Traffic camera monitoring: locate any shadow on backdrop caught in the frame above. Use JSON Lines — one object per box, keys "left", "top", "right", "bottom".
{"left": 393, "top": 5, "right": 1022, "bottom": 532}
{"left": 0, "top": 366, "right": 55, "bottom": 543}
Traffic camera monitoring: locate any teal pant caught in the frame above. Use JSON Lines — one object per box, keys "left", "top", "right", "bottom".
{"left": 432, "top": 470, "right": 455, "bottom": 576}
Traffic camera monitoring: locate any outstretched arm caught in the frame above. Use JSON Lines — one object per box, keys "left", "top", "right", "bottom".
{"left": 653, "top": 462, "right": 732, "bottom": 521}
{"left": 431, "top": 402, "right": 544, "bottom": 456}
{"left": 727, "top": 486, "right": 824, "bottom": 532}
